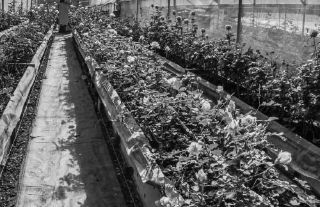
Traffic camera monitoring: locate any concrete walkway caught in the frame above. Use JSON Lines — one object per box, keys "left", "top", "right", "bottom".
{"left": 16, "top": 34, "right": 126, "bottom": 207}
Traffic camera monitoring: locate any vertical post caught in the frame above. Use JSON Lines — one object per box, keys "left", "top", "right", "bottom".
{"left": 236, "top": 0, "right": 243, "bottom": 44}
{"left": 2, "top": 0, "right": 4, "bottom": 12}
{"left": 301, "top": 0, "right": 307, "bottom": 36}
{"left": 173, "top": 0, "right": 176, "bottom": 11}
{"left": 136, "top": 0, "right": 139, "bottom": 21}
{"left": 278, "top": 4, "right": 281, "bottom": 28}
{"left": 252, "top": 0, "right": 255, "bottom": 26}
{"left": 167, "top": 0, "right": 171, "bottom": 19}
{"left": 284, "top": 8, "right": 287, "bottom": 31}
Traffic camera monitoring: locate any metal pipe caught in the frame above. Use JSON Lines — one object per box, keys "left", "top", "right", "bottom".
{"left": 236, "top": 0, "right": 243, "bottom": 44}
{"left": 136, "top": 0, "right": 139, "bottom": 21}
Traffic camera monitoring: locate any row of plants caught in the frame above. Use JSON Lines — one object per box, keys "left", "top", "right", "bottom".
{"left": 0, "top": 4, "right": 58, "bottom": 116}
{"left": 0, "top": 11, "right": 23, "bottom": 32}
{"left": 72, "top": 9, "right": 319, "bottom": 207}
{"left": 71, "top": 7, "right": 320, "bottom": 147}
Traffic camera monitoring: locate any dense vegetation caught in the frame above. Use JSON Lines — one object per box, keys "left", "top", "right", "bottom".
{"left": 0, "top": 4, "right": 57, "bottom": 115}
{"left": 71, "top": 8, "right": 320, "bottom": 207}
{"left": 71, "top": 6, "right": 320, "bottom": 148}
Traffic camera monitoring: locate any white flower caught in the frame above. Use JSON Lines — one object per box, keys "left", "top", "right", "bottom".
{"left": 216, "top": 85, "right": 223, "bottom": 93}
{"left": 201, "top": 100, "right": 211, "bottom": 111}
{"left": 188, "top": 142, "right": 202, "bottom": 157}
{"left": 160, "top": 197, "right": 171, "bottom": 206}
{"left": 107, "top": 24, "right": 112, "bottom": 29}
{"left": 119, "top": 50, "right": 125, "bottom": 54}
{"left": 226, "top": 100, "right": 236, "bottom": 113}
{"left": 241, "top": 114, "right": 256, "bottom": 127}
{"left": 165, "top": 46, "right": 171, "bottom": 52}
{"left": 129, "top": 29, "right": 133, "bottom": 34}
{"left": 151, "top": 41, "right": 160, "bottom": 49}
{"left": 109, "top": 29, "right": 117, "bottom": 35}
{"left": 127, "top": 56, "right": 136, "bottom": 63}
{"left": 143, "top": 96, "right": 150, "bottom": 104}
{"left": 275, "top": 151, "right": 292, "bottom": 165}
{"left": 195, "top": 169, "right": 207, "bottom": 183}
{"left": 110, "top": 13, "right": 116, "bottom": 17}
{"left": 165, "top": 77, "right": 182, "bottom": 90}
{"left": 139, "top": 35, "right": 145, "bottom": 41}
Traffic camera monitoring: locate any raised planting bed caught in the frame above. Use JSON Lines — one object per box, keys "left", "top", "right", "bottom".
{"left": 0, "top": 25, "right": 54, "bottom": 176}
{"left": 71, "top": 9, "right": 320, "bottom": 149}
{"left": 73, "top": 27, "right": 320, "bottom": 207}
{"left": 0, "top": 21, "right": 52, "bottom": 116}
{"left": 0, "top": 13, "right": 24, "bottom": 32}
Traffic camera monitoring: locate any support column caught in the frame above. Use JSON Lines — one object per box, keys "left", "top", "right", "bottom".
{"left": 236, "top": 0, "right": 243, "bottom": 44}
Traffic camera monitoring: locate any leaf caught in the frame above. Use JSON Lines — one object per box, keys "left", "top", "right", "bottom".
{"left": 212, "top": 149, "right": 222, "bottom": 156}
{"left": 208, "top": 143, "right": 218, "bottom": 150}
{"left": 267, "top": 117, "right": 278, "bottom": 122}
{"left": 289, "top": 199, "right": 300, "bottom": 206}
{"left": 225, "top": 191, "right": 236, "bottom": 200}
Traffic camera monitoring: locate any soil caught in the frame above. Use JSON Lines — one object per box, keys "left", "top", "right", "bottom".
{"left": 0, "top": 37, "right": 52, "bottom": 207}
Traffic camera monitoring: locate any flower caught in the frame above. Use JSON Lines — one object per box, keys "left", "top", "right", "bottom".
{"left": 201, "top": 28, "right": 206, "bottom": 33}
{"left": 150, "top": 41, "right": 160, "bottom": 49}
{"left": 195, "top": 169, "right": 207, "bottom": 183}
{"left": 165, "top": 46, "right": 171, "bottom": 52}
{"left": 110, "top": 13, "right": 115, "bottom": 18}
{"left": 241, "top": 114, "right": 256, "bottom": 127}
{"left": 165, "top": 77, "right": 182, "bottom": 90}
{"left": 139, "top": 35, "right": 145, "bottom": 42}
{"left": 127, "top": 56, "right": 136, "bottom": 63}
{"left": 226, "top": 100, "right": 236, "bottom": 113}
{"left": 225, "top": 25, "right": 232, "bottom": 31}
{"left": 201, "top": 100, "right": 211, "bottom": 111}
{"left": 275, "top": 151, "right": 292, "bottom": 165}
{"left": 216, "top": 85, "right": 223, "bottom": 93}
{"left": 187, "top": 141, "right": 202, "bottom": 157}
{"left": 107, "top": 24, "right": 112, "bottom": 29}
{"left": 176, "top": 16, "right": 182, "bottom": 22}
{"left": 109, "top": 29, "right": 117, "bottom": 35}
{"left": 172, "top": 10, "right": 176, "bottom": 15}
{"left": 158, "top": 197, "right": 171, "bottom": 207}
{"left": 129, "top": 29, "right": 133, "bottom": 34}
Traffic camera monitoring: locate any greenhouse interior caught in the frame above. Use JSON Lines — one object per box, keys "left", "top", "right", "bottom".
{"left": 1, "top": 0, "right": 320, "bottom": 206}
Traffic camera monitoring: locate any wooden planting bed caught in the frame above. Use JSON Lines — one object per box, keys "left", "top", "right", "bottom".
{"left": 0, "top": 25, "right": 54, "bottom": 176}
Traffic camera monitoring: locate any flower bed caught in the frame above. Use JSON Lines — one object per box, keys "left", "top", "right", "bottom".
{"left": 0, "top": 11, "right": 23, "bottom": 32}
{"left": 72, "top": 15, "right": 320, "bottom": 206}
{"left": 70, "top": 7, "right": 320, "bottom": 148}
{"left": 0, "top": 4, "right": 57, "bottom": 116}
